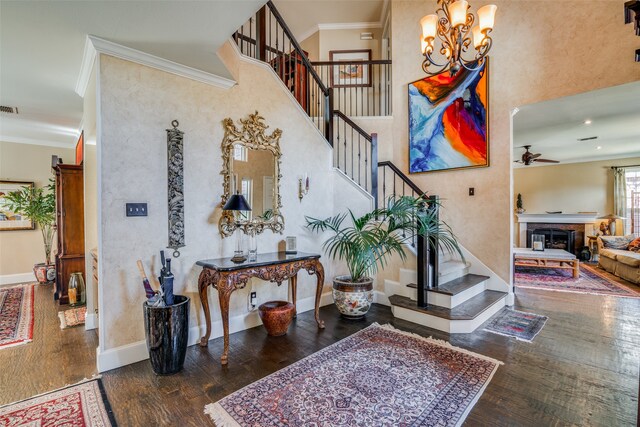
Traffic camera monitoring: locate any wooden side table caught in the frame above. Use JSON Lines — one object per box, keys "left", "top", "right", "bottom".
{"left": 196, "top": 252, "right": 325, "bottom": 365}
{"left": 587, "top": 235, "right": 599, "bottom": 262}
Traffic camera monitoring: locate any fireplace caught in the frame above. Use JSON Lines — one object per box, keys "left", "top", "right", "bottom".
{"left": 527, "top": 228, "right": 576, "bottom": 253}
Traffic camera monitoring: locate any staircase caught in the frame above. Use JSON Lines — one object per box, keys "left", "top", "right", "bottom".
{"left": 232, "top": 1, "right": 509, "bottom": 334}
{"left": 624, "top": 1, "right": 640, "bottom": 62}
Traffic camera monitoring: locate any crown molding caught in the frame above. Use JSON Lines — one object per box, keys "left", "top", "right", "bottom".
{"left": 0, "top": 134, "right": 76, "bottom": 149}
{"left": 297, "top": 25, "right": 320, "bottom": 43}
{"left": 81, "top": 36, "right": 237, "bottom": 91}
{"left": 75, "top": 36, "right": 97, "bottom": 97}
{"left": 317, "top": 22, "right": 382, "bottom": 31}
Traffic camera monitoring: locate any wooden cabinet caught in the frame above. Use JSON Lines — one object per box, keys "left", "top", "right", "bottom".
{"left": 54, "top": 164, "right": 85, "bottom": 304}
{"left": 271, "top": 51, "right": 309, "bottom": 111}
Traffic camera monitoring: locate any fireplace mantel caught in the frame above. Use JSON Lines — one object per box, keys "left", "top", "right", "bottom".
{"left": 516, "top": 213, "right": 598, "bottom": 248}
{"left": 516, "top": 213, "right": 598, "bottom": 224}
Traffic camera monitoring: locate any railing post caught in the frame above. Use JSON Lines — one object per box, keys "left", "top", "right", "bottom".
{"left": 325, "top": 91, "right": 334, "bottom": 146}
{"left": 256, "top": 6, "right": 267, "bottom": 61}
{"left": 417, "top": 195, "right": 439, "bottom": 308}
{"left": 371, "top": 133, "right": 378, "bottom": 210}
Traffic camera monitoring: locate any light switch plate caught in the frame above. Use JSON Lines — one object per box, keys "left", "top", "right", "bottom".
{"left": 126, "top": 203, "right": 148, "bottom": 217}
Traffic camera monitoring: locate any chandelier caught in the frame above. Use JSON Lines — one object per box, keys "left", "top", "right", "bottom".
{"left": 420, "top": 0, "right": 497, "bottom": 76}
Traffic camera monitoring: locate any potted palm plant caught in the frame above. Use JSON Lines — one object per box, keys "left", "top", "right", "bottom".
{"left": 4, "top": 180, "right": 57, "bottom": 283}
{"left": 306, "top": 196, "right": 462, "bottom": 319}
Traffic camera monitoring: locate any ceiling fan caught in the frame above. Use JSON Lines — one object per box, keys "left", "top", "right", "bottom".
{"left": 515, "top": 145, "right": 560, "bottom": 166}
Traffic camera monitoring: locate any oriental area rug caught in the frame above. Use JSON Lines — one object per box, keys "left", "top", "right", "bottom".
{"left": 205, "top": 323, "right": 502, "bottom": 427}
{"left": 0, "top": 283, "right": 34, "bottom": 349}
{"left": 482, "top": 308, "right": 548, "bottom": 342}
{"left": 59, "top": 306, "right": 87, "bottom": 329}
{"left": 515, "top": 264, "right": 640, "bottom": 298}
{"left": 0, "top": 379, "right": 116, "bottom": 426}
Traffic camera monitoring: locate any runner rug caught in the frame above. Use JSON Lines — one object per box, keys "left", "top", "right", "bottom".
{"left": 59, "top": 306, "right": 87, "bottom": 329}
{"left": 0, "top": 378, "right": 117, "bottom": 426}
{"left": 205, "top": 323, "right": 502, "bottom": 427}
{"left": 0, "top": 283, "right": 34, "bottom": 349}
{"left": 483, "top": 308, "right": 548, "bottom": 342}
{"left": 515, "top": 264, "right": 640, "bottom": 298}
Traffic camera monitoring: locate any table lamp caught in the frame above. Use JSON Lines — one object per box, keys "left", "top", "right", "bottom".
{"left": 223, "top": 192, "right": 252, "bottom": 263}
{"left": 597, "top": 214, "right": 624, "bottom": 236}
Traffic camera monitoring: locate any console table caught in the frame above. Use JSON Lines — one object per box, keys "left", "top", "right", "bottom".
{"left": 196, "top": 252, "right": 325, "bottom": 364}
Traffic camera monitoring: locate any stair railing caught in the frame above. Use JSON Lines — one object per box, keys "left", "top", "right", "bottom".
{"left": 234, "top": 1, "right": 333, "bottom": 142}
{"left": 312, "top": 59, "right": 392, "bottom": 116}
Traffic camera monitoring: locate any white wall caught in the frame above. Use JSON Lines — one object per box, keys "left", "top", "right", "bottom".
{"left": 96, "top": 42, "right": 372, "bottom": 369}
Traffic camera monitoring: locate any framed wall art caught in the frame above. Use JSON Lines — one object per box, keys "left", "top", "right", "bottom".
{"left": 0, "top": 180, "right": 36, "bottom": 231}
{"left": 408, "top": 59, "right": 489, "bottom": 174}
{"left": 329, "top": 49, "right": 372, "bottom": 88}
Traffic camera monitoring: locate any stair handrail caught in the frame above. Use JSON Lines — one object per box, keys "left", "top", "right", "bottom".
{"left": 378, "top": 161, "right": 425, "bottom": 197}
{"left": 264, "top": 1, "right": 330, "bottom": 96}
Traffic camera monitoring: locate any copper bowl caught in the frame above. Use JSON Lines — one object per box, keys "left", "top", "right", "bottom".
{"left": 258, "top": 300, "right": 295, "bottom": 336}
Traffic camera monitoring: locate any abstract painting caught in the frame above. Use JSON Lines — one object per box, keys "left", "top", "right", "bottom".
{"left": 409, "top": 61, "right": 489, "bottom": 173}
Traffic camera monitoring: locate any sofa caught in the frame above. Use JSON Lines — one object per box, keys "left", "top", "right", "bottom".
{"left": 597, "top": 235, "right": 640, "bottom": 284}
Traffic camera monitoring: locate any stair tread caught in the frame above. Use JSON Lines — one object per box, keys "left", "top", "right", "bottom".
{"left": 389, "top": 290, "right": 507, "bottom": 320}
{"left": 407, "top": 273, "right": 489, "bottom": 296}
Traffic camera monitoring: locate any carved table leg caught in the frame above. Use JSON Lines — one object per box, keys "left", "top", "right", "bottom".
{"left": 290, "top": 274, "right": 298, "bottom": 317}
{"left": 313, "top": 260, "right": 325, "bottom": 329}
{"left": 218, "top": 277, "right": 235, "bottom": 365}
{"left": 198, "top": 270, "right": 212, "bottom": 347}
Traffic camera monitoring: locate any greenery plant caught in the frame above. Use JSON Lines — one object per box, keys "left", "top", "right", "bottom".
{"left": 306, "top": 196, "right": 463, "bottom": 283}
{"left": 4, "top": 180, "right": 56, "bottom": 265}
{"left": 516, "top": 193, "right": 523, "bottom": 210}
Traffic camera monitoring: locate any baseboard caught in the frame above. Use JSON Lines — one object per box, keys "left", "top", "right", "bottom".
{"left": 97, "top": 291, "right": 334, "bottom": 372}
{"left": 85, "top": 313, "right": 98, "bottom": 331}
{"left": 374, "top": 290, "right": 391, "bottom": 306}
{"left": 0, "top": 272, "right": 34, "bottom": 286}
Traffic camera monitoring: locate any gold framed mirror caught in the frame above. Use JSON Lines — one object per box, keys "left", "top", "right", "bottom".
{"left": 219, "top": 112, "right": 284, "bottom": 237}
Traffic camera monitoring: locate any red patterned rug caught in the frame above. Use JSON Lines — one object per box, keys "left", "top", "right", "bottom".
{"left": 515, "top": 264, "right": 640, "bottom": 298}
{"left": 59, "top": 306, "right": 87, "bottom": 329}
{"left": 0, "top": 283, "right": 34, "bottom": 349}
{"left": 205, "top": 323, "right": 502, "bottom": 426}
{"left": 0, "top": 379, "right": 116, "bottom": 426}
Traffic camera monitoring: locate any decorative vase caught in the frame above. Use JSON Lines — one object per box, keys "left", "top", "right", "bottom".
{"left": 516, "top": 208, "right": 525, "bottom": 214}
{"left": 68, "top": 272, "right": 86, "bottom": 306}
{"left": 332, "top": 276, "right": 374, "bottom": 319}
{"left": 143, "top": 295, "right": 190, "bottom": 375}
{"left": 33, "top": 263, "right": 55, "bottom": 284}
{"left": 258, "top": 301, "right": 295, "bottom": 336}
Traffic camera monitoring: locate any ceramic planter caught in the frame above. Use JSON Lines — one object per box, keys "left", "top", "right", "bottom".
{"left": 332, "top": 275, "right": 374, "bottom": 319}
{"left": 258, "top": 300, "right": 295, "bottom": 336}
{"left": 33, "top": 263, "right": 55, "bottom": 284}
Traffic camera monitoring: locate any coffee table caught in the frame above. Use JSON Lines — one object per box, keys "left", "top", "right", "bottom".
{"left": 513, "top": 247, "right": 579, "bottom": 278}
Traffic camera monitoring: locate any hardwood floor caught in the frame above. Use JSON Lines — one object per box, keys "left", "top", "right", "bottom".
{"left": 1, "top": 282, "right": 638, "bottom": 426}
{"left": 0, "top": 283, "right": 98, "bottom": 406}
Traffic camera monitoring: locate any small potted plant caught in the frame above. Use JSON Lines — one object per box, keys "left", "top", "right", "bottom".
{"left": 306, "top": 196, "right": 462, "bottom": 319}
{"left": 4, "top": 180, "right": 56, "bottom": 283}
{"left": 516, "top": 193, "right": 525, "bottom": 214}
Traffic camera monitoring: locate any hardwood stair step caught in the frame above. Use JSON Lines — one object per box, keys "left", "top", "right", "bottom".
{"left": 389, "top": 290, "right": 507, "bottom": 321}
{"left": 406, "top": 273, "right": 489, "bottom": 296}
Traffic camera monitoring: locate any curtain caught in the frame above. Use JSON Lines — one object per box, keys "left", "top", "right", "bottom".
{"left": 612, "top": 167, "right": 627, "bottom": 233}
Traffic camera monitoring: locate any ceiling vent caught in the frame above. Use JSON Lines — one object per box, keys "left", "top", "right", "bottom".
{"left": 577, "top": 136, "right": 598, "bottom": 141}
{"left": 0, "top": 106, "right": 19, "bottom": 114}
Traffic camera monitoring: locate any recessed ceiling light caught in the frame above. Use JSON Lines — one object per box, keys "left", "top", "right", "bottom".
{"left": 596, "top": 146, "right": 602, "bottom": 150}
{"left": 584, "top": 119, "right": 592, "bottom": 125}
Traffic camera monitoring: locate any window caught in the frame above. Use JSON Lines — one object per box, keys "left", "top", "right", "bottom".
{"left": 233, "top": 145, "right": 248, "bottom": 162}
{"left": 239, "top": 178, "right": 253, "bottom": 221}
{"left": 625, "top": 167, "right": 640, "bottom": 234}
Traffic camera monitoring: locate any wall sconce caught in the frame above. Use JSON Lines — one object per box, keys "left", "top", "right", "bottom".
{"left": 298, "top": 174, "right": 309, "bottom": 201}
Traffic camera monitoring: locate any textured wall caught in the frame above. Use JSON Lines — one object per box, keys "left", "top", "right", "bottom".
{"left": 98, "top": 49, "right": 370, "bottom": 351}
{"left": 389, "top": 0, "right": 640, "bottom": 281}
{"left": 0, "top": 141, "right": 74, "bottom": 277}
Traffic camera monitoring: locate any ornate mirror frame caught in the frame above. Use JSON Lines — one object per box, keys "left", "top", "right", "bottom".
{"left": 219, "top": 112, "right": 284, "bottom": 237}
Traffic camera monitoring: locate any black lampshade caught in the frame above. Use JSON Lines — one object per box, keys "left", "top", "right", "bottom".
{"left": 223, "top": 193, "right": 251, "bottom": 211}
